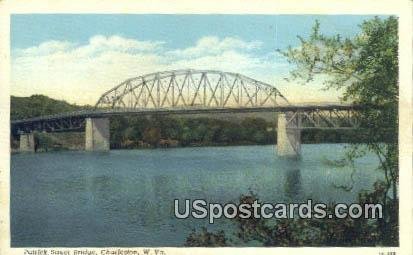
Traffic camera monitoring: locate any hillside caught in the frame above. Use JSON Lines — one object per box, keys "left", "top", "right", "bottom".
{"left": 10, "top": 95, "right": 91, "bottom": 120}
{"left": 10, "top": 94, "right": 365, "bottom": 152}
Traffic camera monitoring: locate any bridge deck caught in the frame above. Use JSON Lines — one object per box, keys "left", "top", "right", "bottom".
{"left": 11, "top": 104, "right": 360, "bottom": 125}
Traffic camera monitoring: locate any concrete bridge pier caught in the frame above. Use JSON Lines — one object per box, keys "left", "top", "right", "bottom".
{"left": 277, "top": 113, "right": 301, "bottom": 157}
{"left": 19, "top": 133, "right": 36, "bottom": 152}
{"left": 85, "top": 117, "right": 110, "bottom": 151}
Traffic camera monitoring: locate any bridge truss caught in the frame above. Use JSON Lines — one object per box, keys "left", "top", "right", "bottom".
{"left": 284, "top": 107, "right": 360, "bottom": 130}
{"left": 11, "top": 69, "right": 363, "bottom": 136}
{"left": 95, "top": 69, "right": 289, "bottom": 109}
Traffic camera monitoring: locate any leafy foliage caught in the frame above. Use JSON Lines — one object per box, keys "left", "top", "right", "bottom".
{"left": 186, "top": 227, "right": 227, "bottom": 247}
{"left": 186, "top": 16, "right": 399, "bottom": 247}
{"left": 186, "top": 189, "right": 396, "bottom": 247}
{"left": 278, "top": 15, "right": 398, "bottom": 243}
{"left": 109, "top": 116, "right": 276, "bottom": 148}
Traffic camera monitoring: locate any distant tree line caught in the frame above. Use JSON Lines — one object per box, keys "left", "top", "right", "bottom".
{"left": 11, "top": 94, "right": 373, "bottom": 150}
{"left": 109, "top": 115, "right": 370, "bottom": 149}
{"left": 110, "top": 116, "right": 275, "bottom": 149}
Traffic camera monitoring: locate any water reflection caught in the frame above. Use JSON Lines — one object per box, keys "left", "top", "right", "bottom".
{"left": 280, "top": 158, "right": 302, "bottom": 201}
{"left": 11, "top": 145, "right": 381, "bottom": 247}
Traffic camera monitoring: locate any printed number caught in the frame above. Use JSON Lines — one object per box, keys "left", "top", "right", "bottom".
{"left": 379, "top": 252, "right": 396, "bottom": 255}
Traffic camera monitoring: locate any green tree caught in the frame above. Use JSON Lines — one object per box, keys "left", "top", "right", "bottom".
{"left": 110, "top": 116, "right": 128, "bottom": 148}
{"left": 142, "top": 127, "right": 161, "bottom": 147}
{"left": 278, "top": 16, "right": 398, "bottom": 244}
{"left": 122, "top": 127, "right": 139, "bottom": 146}
{"left": 186, "top": 16, "right": 399, "bottom": 247}
{"left": 279, "top": 13, "right": 398, "bottom": 227}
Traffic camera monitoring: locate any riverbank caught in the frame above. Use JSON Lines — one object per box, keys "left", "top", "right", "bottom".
{"left": 11, "top": 95, "right": 375, "bottom": 153}
{"left": 11, "top": 127, "right": 367, "bottom": 153}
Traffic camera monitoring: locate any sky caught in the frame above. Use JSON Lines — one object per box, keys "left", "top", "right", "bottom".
{"left": 11, "top": 14, "right": 379, "bottom": 105}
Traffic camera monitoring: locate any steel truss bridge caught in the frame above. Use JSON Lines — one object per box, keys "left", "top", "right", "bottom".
{"left": 11, "top": 69, "right": 361, "bottom": 136}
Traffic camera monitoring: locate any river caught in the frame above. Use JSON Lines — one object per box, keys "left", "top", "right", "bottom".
{"left": 11, "top": 144, "right": 382, "bottom": 247}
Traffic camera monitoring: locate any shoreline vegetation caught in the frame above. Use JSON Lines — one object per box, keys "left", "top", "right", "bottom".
{"left": 10, "top": 95, "right": 368, "bottom": 152}
{"left": 184, "top": 16, "right": 399, "bottom": 247}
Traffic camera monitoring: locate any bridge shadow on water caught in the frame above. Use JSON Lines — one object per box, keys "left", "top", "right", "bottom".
{"left": 280, "top": 158, "right": 302, "bottom": 201}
